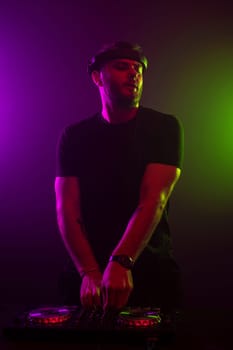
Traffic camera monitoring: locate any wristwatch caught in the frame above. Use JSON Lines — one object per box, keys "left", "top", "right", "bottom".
{"left": 109, "top": 255, "right": 134, "bottom": 270}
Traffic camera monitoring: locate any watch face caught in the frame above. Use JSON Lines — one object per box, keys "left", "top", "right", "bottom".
{"left": 120, "top": 256, "right": 131, "bottom": 269}
{"left": 110, "top": 255, "right": 134, "bottom": 269}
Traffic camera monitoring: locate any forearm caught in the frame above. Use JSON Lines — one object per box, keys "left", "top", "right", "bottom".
{"left": 112, "top": 164, "right": 180, "bottom": 261}
{"left": 56, "top": 204, "right": 100, "bottom": 277}
{"left": 112, "top": 199, "right": 165, "bottom": 261}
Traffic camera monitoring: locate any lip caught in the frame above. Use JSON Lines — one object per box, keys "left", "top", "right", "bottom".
{"left": 124, "top": 83, "right": 138, "bottom": 90}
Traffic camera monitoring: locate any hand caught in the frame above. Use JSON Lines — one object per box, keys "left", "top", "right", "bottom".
{"left": 80, "top": 270, "right": 102, "bottom": 309}
{"left": 101, "top": 262, "right": 133, "bottom": 311}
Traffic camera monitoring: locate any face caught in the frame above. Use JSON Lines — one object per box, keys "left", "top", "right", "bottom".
{"left": 96, "top": 58, "right": 144, "bottom": 107}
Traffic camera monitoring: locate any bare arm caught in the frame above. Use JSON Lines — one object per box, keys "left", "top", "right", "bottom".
{"left": 102, "top": 163, "right": 181, "bottom": 309}
{"left": 112, "top": 163, "right": 181, "bottom": 260}
{"left": 55, "top": 176, "right": 100, "bottom": 276}
{"left": 55, "top": 176, "right": 102, "bottom": 307}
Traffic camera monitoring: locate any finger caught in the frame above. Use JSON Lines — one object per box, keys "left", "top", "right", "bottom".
{"left": 92, "top": 287, "right": 101, "bottom": 307}
{"left": 101, "top": 285, "right": 107, "bottom": 307}
{"left": 80, "top": 290, "right": 87, "bottom": 307}
{"left": 110, "top": 284, "right": 132, "bottom": 310}
{"left": 116, "top": 289, "right": 130, "bottom": 309}
{"left": 82, "top": 291, "right": 93, "bottom": 309}
{"left": 102, "top": 285, "right": 110, "bottom": 310}
{"left": 104, "top": 287, "right": 118, "bottom": 311}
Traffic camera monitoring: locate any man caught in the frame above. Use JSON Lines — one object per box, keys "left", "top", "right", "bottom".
{"left": 55, "top": 42, "right": 184, "bottom": 314}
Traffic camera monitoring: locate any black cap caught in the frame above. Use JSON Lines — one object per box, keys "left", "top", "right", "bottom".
{"left": 88, "top": 41, "right": 148, "bottom": 75}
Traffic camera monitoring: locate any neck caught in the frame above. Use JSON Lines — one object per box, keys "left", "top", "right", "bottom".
{"left": 101, "top": 103, "right": 139, "bottom": 124}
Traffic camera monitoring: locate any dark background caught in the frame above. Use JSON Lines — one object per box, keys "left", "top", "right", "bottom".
{"left": 0, "top": 0, "right": 232, "bottom": 310}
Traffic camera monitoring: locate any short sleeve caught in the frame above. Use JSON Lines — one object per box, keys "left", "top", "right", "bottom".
{"left": 147, "top": 114, "right": 184, "bottom": 169}
{"left": 56, "top": 126, "right": 78, "bottom": 177}
{"left": 158, "top": 115, "right": 184, "bottom": 168}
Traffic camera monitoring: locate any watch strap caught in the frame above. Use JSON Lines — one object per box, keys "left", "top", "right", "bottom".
{"left": 109, "top": 255, "right": 134, "bottom": 269}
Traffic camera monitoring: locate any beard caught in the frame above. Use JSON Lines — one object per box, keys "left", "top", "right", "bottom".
{"left": 107, "top": 84, "right": 143, "bottom": 108}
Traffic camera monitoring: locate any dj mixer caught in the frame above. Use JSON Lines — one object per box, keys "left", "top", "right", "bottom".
{"left": 3, "top": 305, "right": 177, "bottom": 345}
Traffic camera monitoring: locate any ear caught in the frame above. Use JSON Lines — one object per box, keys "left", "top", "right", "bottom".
{"left": 91, "top": 71, "right": 103, "bottom": 87}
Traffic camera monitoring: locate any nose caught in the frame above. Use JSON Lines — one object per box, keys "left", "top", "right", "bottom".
{"left": 128, "top": 65, "right": 140, "bottom": 81}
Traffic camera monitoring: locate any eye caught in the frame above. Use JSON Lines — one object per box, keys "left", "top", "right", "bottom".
{"left": 112, "top": 61, "right": 143, "bottom": 74}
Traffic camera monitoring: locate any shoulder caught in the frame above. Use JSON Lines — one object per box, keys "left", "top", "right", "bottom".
{"left": 64, "top": 113, "right": 99, "bottom": 135}
{"left": 59, "top": 113, "right": 100, "bottom": 142}
{"left": 137, "top": 107, "right": 183, "bottom": 141}
{"left": 138, "top": 106, "right": 182, "bottom": 128}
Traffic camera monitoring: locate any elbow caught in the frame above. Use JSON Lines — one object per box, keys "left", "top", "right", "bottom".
{"left": 139, "top": 190, "right": 169, "bottom": 214}
{"left": 55, "top": 200, "right": 75, "bottom": 233}
{"left": 136, "top": 197, "right": 165, "bottom": 226}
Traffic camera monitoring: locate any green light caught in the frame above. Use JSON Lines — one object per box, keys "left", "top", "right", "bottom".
{"left": 166, "top": 39, "right": 233, "bottom": 208}
{"left": 120, "top": 311, "right": 130, "bottom": 315}
{"left": 147, "top": 315, "right": 160, "bottom": 319}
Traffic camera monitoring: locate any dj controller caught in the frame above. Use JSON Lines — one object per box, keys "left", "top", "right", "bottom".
{"left": 3, "top": 305, "right": 177, "bottom": 346}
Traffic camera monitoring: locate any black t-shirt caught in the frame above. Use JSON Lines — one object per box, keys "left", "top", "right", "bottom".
{"left": 56, "top": 106, "right": 184, "bottom": 270}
